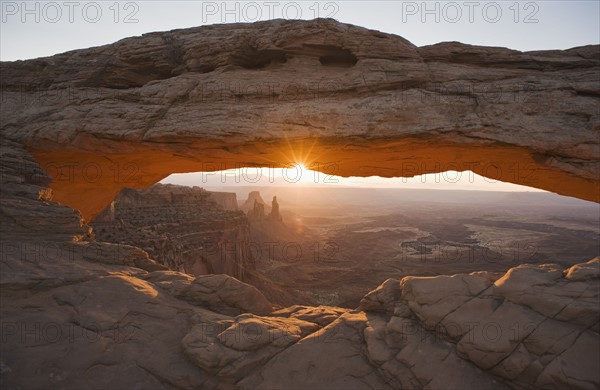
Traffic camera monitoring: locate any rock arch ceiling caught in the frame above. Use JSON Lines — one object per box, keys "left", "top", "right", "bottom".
{"left": 1, "top": 19, "right": 598, "bottom": 221}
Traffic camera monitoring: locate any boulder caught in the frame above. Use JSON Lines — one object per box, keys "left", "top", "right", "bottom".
{"left": 359, "top": 278, "right": 401, "bottom": 313}
{"left": 400, "top": 273, "right": 491, "bottom": 329}
{"left": 176, "top": 274, "right": 273, "bottom": 316}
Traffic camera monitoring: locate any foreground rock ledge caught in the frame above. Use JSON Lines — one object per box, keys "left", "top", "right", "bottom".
{"left": 1, "top": 18, "right": 599, "bottom": 220}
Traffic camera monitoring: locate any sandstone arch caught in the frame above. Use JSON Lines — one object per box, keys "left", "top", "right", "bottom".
{"left": 1, "top": 19, "right": 598, "bottom": 221}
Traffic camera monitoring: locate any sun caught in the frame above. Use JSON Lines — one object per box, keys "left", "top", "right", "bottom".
{"left": 295, "top": 163, "right": 308, "bottom": 173}
{"left": 294, "top": 163, "right": 310, "bottom": 182}
{"left": 283, "top": 162, "right": 314, "bottom": 185}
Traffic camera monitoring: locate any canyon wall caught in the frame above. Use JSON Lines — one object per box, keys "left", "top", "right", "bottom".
{"left": 92, "top": 184, "right": 253, "bottom": 280}
{"left": 0, "top": 19, "right": 598, "bottom": 221}
{"left": 207, "top": 191, "right": 238, "bottom": 211}
{"left": 241, "top": 191, "right": 269, "bottom": 213}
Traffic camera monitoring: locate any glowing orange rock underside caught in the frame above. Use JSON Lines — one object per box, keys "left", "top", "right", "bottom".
{"left": 30, "top": 138, "right": 599, "bottom": 222}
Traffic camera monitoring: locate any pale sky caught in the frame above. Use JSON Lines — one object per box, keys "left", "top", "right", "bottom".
{"left": 1, "top": 1, "right": 598, "bottom": 61}
{"left": 2, "top": 1, "right": 597, "bottom": 191}
{"left": 161, "top": 166, "right": 547, "bottom": 192}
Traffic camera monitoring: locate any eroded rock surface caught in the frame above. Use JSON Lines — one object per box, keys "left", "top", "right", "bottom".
{"left": 168, "top": 273, "right": 273, "bottom": 316}
{"left": 92, "top": 183, "right": 253, "bottom": 279}
{"left": 358, "top": 257, "right": 600, "bottom": 389}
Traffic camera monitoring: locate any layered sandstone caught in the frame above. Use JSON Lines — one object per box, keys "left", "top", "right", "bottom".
{"left": 92, "top": 184, "right": 252, "bottom": 279}
{"left": 241, "top": 191, "right": 269, "bottom": 213}
{"left": 0, "top": 19, "right": 598, "bottom": 221}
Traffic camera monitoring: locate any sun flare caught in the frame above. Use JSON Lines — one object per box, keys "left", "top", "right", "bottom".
{"left": 294, "top": 162, "right": 308, "bottom": 173}
{"left": 289, "top": 162, "right": 313, "bottom": 184}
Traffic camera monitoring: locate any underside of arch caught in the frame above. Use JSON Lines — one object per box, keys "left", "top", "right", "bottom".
{"left": 30, "top": 135, "right": 599, "bottom": 222}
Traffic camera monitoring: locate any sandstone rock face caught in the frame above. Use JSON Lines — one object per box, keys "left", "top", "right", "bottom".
{"left": 206, "top": 191, "right": 239, "bottom": 211}
{"left": 173, "top": 273, "right": 273, "bottom": 316}
{"left": 1, "top": 144, "right": 215, "bottom": 389}
{"left": 270, "top": 304, "right": 349, "bottom": 326}
{"left": 241, "top": 191, "right": 268, "bottom": 213}
{"left": 244, "top": 191, "right": 287, "bottom": 227}
{"left": 268, "top": 195, "right": 283, "bottom": 222}
{"left": 0, "top": 141, "right": 89, "bottom": 241}
{"left": 246, "top": 198, "right": 266, "bottom": 221}
{"left": 92, "top": 183, "right": 254, "bottom": 279}
{"left": 357, "top": 258, "right": 600, "bottom": 390}
{"left": 1, "top": 19, "right": 598, "bottom": 220}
